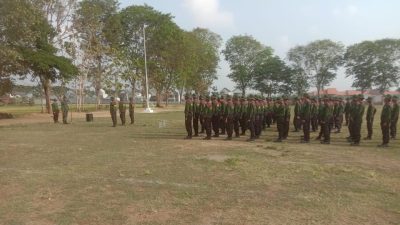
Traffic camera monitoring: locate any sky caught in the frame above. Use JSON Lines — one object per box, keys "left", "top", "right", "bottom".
{"left": 120, "top": 0, "right": 400, "bottom": 91}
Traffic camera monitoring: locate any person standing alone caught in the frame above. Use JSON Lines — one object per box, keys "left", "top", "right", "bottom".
{"left": 61, "top": 95, "right": 69, "bottom": 124}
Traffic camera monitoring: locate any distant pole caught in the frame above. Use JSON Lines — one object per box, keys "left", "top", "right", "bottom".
{"left": 143, "top": 24, "right": 153, "bottom": 113}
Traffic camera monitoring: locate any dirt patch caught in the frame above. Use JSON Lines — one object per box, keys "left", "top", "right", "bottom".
{"left": 31, "top": 187, "right": 66, "bottom": 215}
{"left": 206, "top": 154, "right": 230, "bottom": 162}
{"left": 125, "top": 205, "right": 179, "bottom": 224}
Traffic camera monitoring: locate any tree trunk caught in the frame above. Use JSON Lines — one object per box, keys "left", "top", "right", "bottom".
{"left": 156, "top": 91, "right": 161, "bottom": 108}
{"left": 42, "top": 79, "right": 52, "bottom": 114}
{"left": 95, "top": 87, "right": 101, "bottom": 110}
{"left": 142, "top": 80, "right": 146, "bottom": 108}
{"left": 131, "top": 79, "right": 136, "bottom": 103}
{"left": 177, "top": 89, "right": 181, "bottom": 104}
{"left": 178, "top": 87, "right": 185, "bottom": 104}
{"left": 165, "top": 91, "right": 169, "bottom": 107}
{"left": 75, "top": 78, "right": 79, "bottom": 112}
{"left": 317, "top": 87, "right": 321, "bottom": 99}
{"left": 95, "top": 57, "right": 102, "bottom": 110}
{"left": 242, "top": 88, "right": 246, "bottom": 97}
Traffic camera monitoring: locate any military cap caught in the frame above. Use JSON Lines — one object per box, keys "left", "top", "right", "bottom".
{"left": 303, "top": 93, "right": 310, "bottom": 98}
{"left": 366, "top": 96, "right": 373, "bottom": 101}
{"left": 384, "top": 95, "right": 392, "bottom": 100}
{"left": 392, "top": 95, "right": 398, "bottom": 100}
{"left": 358, "top": 94, "right": 364, "bottom": 100}
{"left": 276, "top": 97, "right": 282, "bottom": 101}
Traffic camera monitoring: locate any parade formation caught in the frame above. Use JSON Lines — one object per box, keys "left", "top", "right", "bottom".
{"left": 184, "top": 93, "right": 399, "bottom": 148}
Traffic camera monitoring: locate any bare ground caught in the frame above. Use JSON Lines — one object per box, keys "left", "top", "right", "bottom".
{"left": 0, "top": 111, "right": 399, "bottom": 225}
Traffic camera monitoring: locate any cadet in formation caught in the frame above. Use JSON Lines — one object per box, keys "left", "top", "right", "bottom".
{"left": 51, "top": 98, "right": 59, "bottom": 123}
{"left": 129, "top": 97, "right": 135, "bottom": 124}
{"left": 379, "top": 95, "right": 392, "bottom": 147}
{"left": 119, "top": 96, "right": 127, "bottom": 126}
{"left": 391, "top": 96, "right": 399, "bottom": 140}
{"left": 110, "top": 97, "right": 118, "bottom": 127}
{"left": 61, "top": 95, "right": 69, "bottom": 124}
{"left": 183, "top": 93, "right": 398, "bottom": 149}
{"left": 364, "top": 97, "right": 376, "bottom": 140}
{"left": 184, "top": 95, "right": 194, "bottom": 139}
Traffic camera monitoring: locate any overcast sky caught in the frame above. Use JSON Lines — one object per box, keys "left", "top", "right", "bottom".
{"left": 120, "top": 0, "right": 400, "bottom": 91}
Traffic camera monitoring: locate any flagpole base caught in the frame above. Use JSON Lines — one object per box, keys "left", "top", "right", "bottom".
{"left": 144, "top": 108, "right": 154, "bottom": 113}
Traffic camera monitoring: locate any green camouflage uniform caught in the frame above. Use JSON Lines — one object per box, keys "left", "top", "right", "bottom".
{"left": 381, "top": 102, "right": 392, "bottom": 145}
{"left": 61, "top": 98, "right": 69, "bottom": 124}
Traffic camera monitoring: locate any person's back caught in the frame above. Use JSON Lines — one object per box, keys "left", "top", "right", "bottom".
{"left": 61, "top": 96, "right": 69, "bottom": 124}
{"left": 51, "top": 99, "right": 59, "bottom": 123}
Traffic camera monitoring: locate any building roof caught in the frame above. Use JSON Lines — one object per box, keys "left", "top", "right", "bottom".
{"left": 310, "top": 88, "right": 400, "bottom": 96}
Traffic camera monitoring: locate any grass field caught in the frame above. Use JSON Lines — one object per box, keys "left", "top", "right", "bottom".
{"left": 0, "top": 104, "right": 167, "bottom": 117}
{"left": 0, "top": 109, "right": 399, "bottom": 225}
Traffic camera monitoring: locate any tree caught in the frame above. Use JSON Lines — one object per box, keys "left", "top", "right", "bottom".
{"left": 73, "top": 0, "right": 118, "bottom": 109}
{"left": 287, "top": 40, "right": 344, "bottom": 97}
{"left": 344, "top": 41, "right": 377, "bottom": 94}
{"left": 0, "top": 0, "right": 77, "bottom": 113}
{"left": 0, "top": 78, "right": 13, "bottom": 96}
{"left": 253, "top": 53, "right": 293, "bottom": 97}
{"left": 223, "top": 35, "right": 265, "bottom": 97}
{"left": 0, "top": 0, "right": 45, "bottom": 77}
{"left": 175, "top": 28, "right": 222, "bottom": 100}
{"left": 116, "top": 5, "right": 182, "bottom": 107}
{"left": 373, "top": 39, "right": 400, "bottom": 94}
{"left": 19, "top": 21, "right": 78, "bottom": 113}
{"left": 188, "top": 28, "right": 222, "bottom": 94}
{"left": 344, "top": 39, "right": 400, "bottom": 94}
{"left": 287, "top": 46, "right": 310, "bottom": 96}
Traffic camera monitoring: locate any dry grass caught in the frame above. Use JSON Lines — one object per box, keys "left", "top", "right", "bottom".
{"left": 0, "top": 109, "right": 399, "bottom": 225}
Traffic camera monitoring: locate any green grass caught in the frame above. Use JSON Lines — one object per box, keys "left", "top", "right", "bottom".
{"left": 0, "top": 110, "right": 399, "bottom": 224}
{"left": 0, "top": 104, "right": 182, "bottom": 117}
